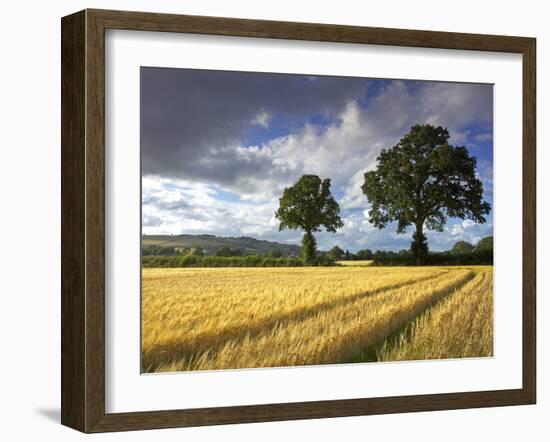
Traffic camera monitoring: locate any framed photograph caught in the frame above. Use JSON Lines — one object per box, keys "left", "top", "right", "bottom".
{"left": 61, "top": 9, "right": 536, "bottom": 433}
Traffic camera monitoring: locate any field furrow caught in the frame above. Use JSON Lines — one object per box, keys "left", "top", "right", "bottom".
{"left": 377, "top": 268, "right": 493, "bottom": 361}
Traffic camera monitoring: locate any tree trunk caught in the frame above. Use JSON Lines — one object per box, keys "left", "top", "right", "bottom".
{"left": 416, "top": 221, "right": 423, "bottom": 239}
{"left": 411, "top": 220, "right": 428, "bottom": 265}
{"left": 301, "top": 230, "right": 317, "bottom": 265}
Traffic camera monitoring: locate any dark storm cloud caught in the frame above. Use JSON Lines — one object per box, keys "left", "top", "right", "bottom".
{"left": 141, "top": 67, "right": 368, "bottom": 183}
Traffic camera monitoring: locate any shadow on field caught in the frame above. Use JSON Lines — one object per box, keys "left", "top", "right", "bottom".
{"left": 346, "top": 271, "right": 477, "bottom": 364}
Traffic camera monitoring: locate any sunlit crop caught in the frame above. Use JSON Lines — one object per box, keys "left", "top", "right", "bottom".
{"left": 141, "top": 266, "right": 493, "bottom": 373}
{"left": 378, "top": 267, "right": 493, "bottom": 361}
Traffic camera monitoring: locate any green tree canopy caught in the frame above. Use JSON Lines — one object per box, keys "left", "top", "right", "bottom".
{"left": 215, "top": 247, "right": 243, "bottom": 257}
{"left": 190, "top": 247, "right": 204, "bottom": 257}
{"left": 267, "top": 249, "right": 283, "bottom": 258}
{"left": 328, "top": 245, "right": 345, "bottom": 261}
{"left": 451, "top": 240, "right": 474, "bottom": 255}
{"left": 355, "top": 249, "right": 373, "bottom": 260}
{"left": 275, "top": 174, "right": 343, "bottom": 264}
{"left": 475, "top": 236, "right": 493, "bottom": 252}
{"left": 362, "top": 124, "right": 490, "bottom": 264}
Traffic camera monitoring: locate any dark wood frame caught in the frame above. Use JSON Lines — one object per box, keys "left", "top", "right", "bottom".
{"left": 61, "top": 8, "right": 536, "bottom": 433}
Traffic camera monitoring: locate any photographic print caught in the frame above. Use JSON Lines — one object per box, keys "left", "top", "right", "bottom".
{"left": 140, "top": 67, "right": 494, "bottom": 374}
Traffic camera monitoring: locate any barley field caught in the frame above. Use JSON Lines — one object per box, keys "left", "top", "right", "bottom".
{"left": 335, "top": 260, "right": 374, "bottom": 266}
{"left": 377, "top": 268, "right": 493, "bottom": 361}
{"left": 141, "top": 266, "right": 493, "bottom": 373}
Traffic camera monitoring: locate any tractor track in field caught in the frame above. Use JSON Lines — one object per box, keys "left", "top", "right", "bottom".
{"left": 142, "top": 271, "right": 453, "bottom": 372}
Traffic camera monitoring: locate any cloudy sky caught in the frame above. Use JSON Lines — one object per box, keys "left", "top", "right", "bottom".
{"left": 141, "top": 67, "right": 493, "bottom": 252}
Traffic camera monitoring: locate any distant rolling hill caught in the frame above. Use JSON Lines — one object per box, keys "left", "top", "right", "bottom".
{"left": 142, "top": 234, "right": 301, "bottom": 256}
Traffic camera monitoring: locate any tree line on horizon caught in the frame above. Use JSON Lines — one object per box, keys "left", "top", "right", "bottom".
{"left": 326, "top": 236, "right": 493, "bottom": 261}
{"left": 143, "top": 235, "right": 492, "bottom": 260}
{"left": 141, "top": 235, "right": 493, "bottom": 268}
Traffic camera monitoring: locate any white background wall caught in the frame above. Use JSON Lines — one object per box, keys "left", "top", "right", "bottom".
{"left": 0, "top": 0, "right": 547, "bottom": 440}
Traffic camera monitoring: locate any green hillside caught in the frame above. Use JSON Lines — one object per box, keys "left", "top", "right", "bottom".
{"left": 142, "top": 234, "right": 301, "bottom": 256}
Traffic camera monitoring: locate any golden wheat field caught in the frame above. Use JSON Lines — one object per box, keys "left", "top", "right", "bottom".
{"left": 141, "top": 265, "right": 493, "bottom": 373}
{"left": 335, "top": 260, "right": 374, "bottom": 267}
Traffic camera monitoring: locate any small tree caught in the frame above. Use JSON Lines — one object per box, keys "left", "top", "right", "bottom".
{"left": 158, "top": 246, "right": 176, "bottom": 256}
{"left": 355, "top": 249, "right": 374, "bottom": 260}
{"left": 475, "top": 236, "right": 493, "bottom": 253}
{"left": 216, "top": 247, "right": 242, "bottom": 257}
{"left": 267, "top": 249, "right": 283, "bottom": 258}
{"left": 275, "top": 174, "right": 343, "bottom": 264}
{"left": 328, "top": 245, "right": 345, "bottom": 261}
{"left": 451, "top": 240, "right": 474, "bottom": 255}
{"left": 190, "top": 247, "right": 204, "bottom": 257}
{"left": 362, "top": 124, "right": 490, "bottom": 265}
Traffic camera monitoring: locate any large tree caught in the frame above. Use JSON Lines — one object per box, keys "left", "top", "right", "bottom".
{"left": 275, "top": 175, "right": 343, "bottom": 264}
{"left": 361, "top": 124, "right": 491, "bottom": 264}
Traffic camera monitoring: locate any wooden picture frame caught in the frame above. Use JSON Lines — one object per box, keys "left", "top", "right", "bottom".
{"left": 61, "top": 8, "right": 536, "bottom": 433}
